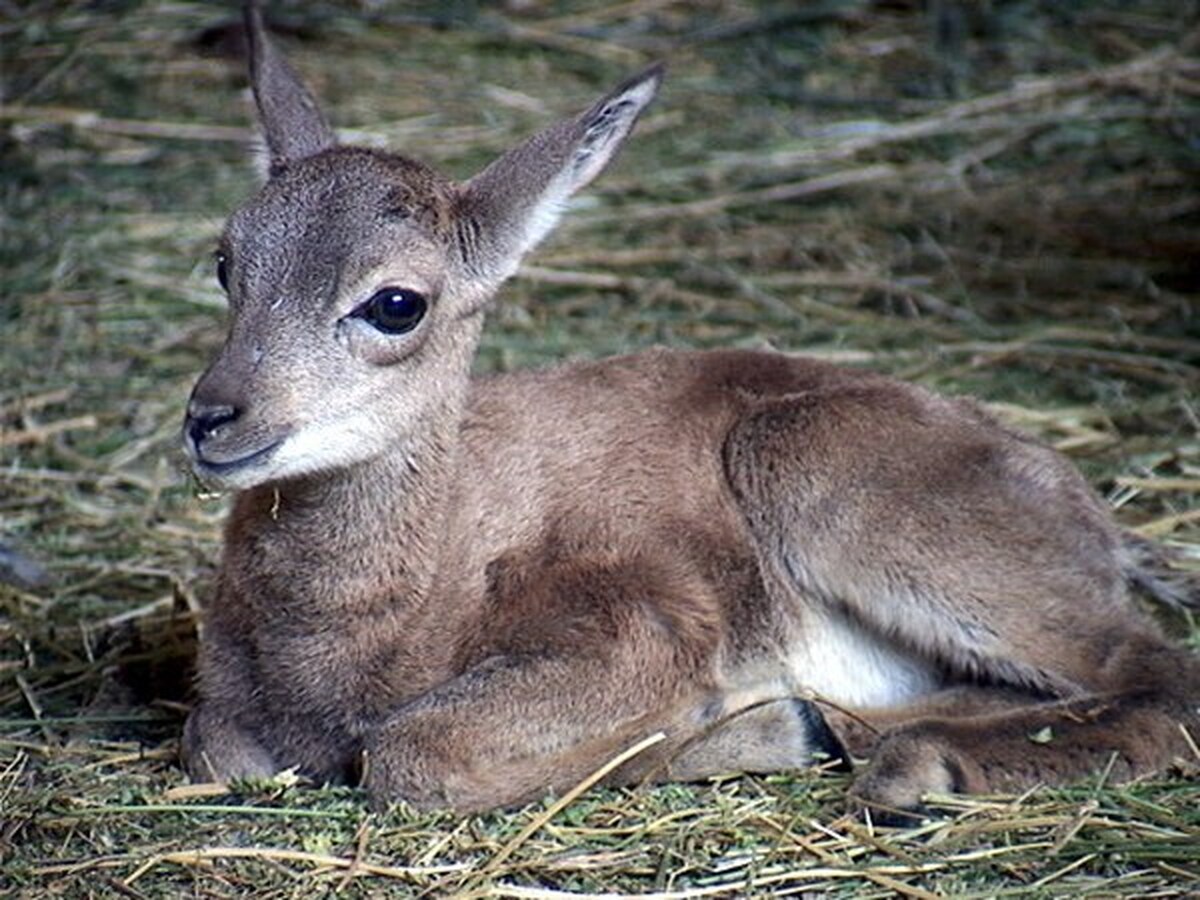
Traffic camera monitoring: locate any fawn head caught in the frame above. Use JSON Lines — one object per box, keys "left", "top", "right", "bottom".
{"left": 184, "top": 4, "right": 662, "bottom": 489}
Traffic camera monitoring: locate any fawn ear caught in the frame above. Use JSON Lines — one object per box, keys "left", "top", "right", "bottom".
{"left": 243, "top": 1, "right": 336, "bottom": 175}
{"left": 456, "top": 64, "right": 663, "bottom": 284}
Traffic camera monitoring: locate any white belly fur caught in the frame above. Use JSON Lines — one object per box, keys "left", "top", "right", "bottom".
{"left": 782, "top": 605, "right": 940, "bottom": 709}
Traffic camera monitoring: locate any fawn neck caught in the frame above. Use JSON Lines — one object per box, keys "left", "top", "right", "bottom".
{"left": 236, "top": 338, "right": 479, "bottom": 618}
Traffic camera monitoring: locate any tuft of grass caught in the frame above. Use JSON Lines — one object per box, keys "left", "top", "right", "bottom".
{"left": 2, "top": 1, "right": 1198, "bottom": 896}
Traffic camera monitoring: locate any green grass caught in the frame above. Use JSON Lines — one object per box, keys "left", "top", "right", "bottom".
{"left": 3, "top": 1, "right": 1199, "bottom": 896}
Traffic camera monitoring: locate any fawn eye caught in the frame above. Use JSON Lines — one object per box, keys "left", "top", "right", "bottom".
{"left": 358, "top": 288, "right": 427, "bottom": 335}
{"left": 215, "top": 252, "right": 230, "bottom": 291}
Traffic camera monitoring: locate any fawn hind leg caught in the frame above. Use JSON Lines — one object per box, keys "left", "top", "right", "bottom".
{"left": 725, "top": 384, "right": 1200, "bottom": 814}
{"left": 820, "top": 674, "right": 1199, "bottom": 819}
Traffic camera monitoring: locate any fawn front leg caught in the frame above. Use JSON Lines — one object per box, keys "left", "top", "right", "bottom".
{"left": 364, "top": 661, "right": 850, "bottom": 811}
{"left": 363, "top": 652, "right": 683, "bottom": 812}
{"left": 182, "top": 623, "right": 277, "bottom": 783}
{"left": 183, "top": 701, "right": 277, "bottom": 783}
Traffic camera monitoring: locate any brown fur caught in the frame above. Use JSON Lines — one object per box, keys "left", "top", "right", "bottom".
{"left": 181, "top": 5, "right": 1199, "bottom": 816}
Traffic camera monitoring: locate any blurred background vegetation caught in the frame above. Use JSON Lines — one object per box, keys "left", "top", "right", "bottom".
{"left": 2, "top": 1, "right": 1198, "bottom": 896}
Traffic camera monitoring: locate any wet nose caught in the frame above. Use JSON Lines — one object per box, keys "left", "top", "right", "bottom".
{"left": 186, "top": 401, "right": 240, "bottom": 448}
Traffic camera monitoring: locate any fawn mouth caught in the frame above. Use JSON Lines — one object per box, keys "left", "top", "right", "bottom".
{"left": 190, "top": 436, "right": 287, "bottom": 479}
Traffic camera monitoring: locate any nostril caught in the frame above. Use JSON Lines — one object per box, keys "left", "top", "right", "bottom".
{"left": 186, "top": 403, "right": 240, "bottom": 447}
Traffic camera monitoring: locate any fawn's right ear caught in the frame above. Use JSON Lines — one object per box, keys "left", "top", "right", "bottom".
{"left": 243, "top": 1, "right": 336, "bottom": 176}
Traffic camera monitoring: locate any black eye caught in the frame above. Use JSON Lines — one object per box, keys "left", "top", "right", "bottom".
{"left": 358, "top": 288, "right": 427, "bottom": 335}
{"left": 215, "top": 252, "right": 230, "bottom": 291}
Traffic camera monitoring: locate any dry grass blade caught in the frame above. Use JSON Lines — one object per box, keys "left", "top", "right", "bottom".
{"left": 590, "top": 163, "right": 907, "bottom": 223}
{"left": 50, "top": 845, "right": 468, "bottom": 885}
{"left": 698, "top": 46, "right": 1195, "bottom": 180}
{"left": 0, "top": 104, "right": 254, "bottom": 143}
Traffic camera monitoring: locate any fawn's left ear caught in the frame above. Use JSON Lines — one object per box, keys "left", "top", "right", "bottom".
{"left": 243, "top": 1, "right": 337, "bottom": 176}
{"left": 455, "top": 64, "right": 664, "bottom": 285}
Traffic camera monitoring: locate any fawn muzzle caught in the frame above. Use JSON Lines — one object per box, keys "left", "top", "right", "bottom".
{"left": 183, "top": 366, "right": 290, "bottom": 481}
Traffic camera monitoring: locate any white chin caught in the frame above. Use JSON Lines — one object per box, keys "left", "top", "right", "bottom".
{"left": 229, "top": 418, "right": 388, "bottom": 488}
{"left": 192, "top": 458, "right": 278, "bottom": 492}
{"left": 191, "top": 414, "right": 392, "bottom": 491}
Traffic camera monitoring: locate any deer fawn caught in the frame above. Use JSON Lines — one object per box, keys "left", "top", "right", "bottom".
{"left": 182, "top": 4, "right": 1199, "bottom": 818}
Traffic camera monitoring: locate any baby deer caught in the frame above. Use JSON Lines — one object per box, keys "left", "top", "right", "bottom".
{"left": 183, "top": 4, "right": 1199, "bottom": 818}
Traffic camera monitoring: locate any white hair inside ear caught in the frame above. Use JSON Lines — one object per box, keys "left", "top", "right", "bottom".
{"left": 249, "top": 132, "right": 273, "bottom": 183}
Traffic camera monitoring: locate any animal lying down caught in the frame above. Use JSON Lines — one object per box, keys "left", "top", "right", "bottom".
{"left": 181, "top": 3, "right": 1200, "bottom": 818}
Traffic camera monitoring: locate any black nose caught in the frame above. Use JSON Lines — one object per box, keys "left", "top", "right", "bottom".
{"left": 186, "top": 402, "right": 240, "bottom": 448}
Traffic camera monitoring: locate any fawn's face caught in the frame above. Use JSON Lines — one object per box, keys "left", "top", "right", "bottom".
{"left": 185, "top": 148, "right": 480, "bottom": 489}
{"left": 183, "top": 4, "right": 660, "bottom": 490}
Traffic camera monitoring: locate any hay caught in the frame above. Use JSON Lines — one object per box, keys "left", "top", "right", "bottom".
{"left": 2, "top": 0, "right": 1197, "bottom": 896}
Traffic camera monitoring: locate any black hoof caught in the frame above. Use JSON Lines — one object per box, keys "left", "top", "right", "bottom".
{"left": 793, "top": 698, "right": 853, "bottom": 772}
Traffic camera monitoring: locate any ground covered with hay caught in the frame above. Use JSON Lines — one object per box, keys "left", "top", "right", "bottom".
{"left": 3, "top": 1, "right": 1199, "bottom": 896}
